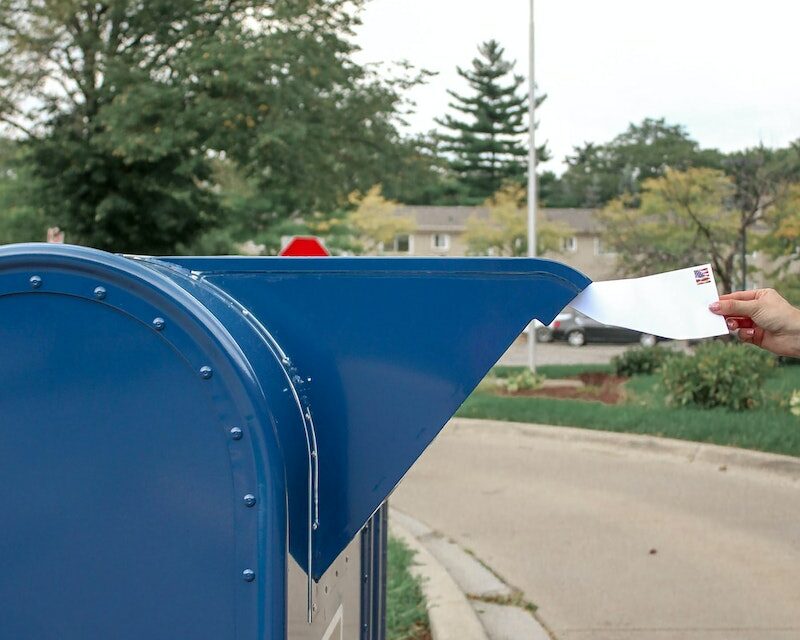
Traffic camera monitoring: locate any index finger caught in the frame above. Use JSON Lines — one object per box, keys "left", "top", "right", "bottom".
{"left": 716, "top": 298, "right": 758, "bottom": 317}
{"left": 719, "top": 290, "right": 759, "bottom": 301}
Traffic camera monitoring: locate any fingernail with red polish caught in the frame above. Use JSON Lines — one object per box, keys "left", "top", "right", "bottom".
{"left": 742, "top": 328, "right": 755, "bottom": 338}
{"left": 726, "top": 319, "right": 737, "bottom": 329}
{"left": 709, "top": 301, "right": 720, "bottom": 312}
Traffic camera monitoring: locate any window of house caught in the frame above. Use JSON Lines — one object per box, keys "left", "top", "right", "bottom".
{"left": 594, "top": 238, "right": 615, "bottom": 256}
{"left": 394, "top": 234, "right": 411, "bottom": 253}
{"left": 432, "top": 233, "right": 450, "bottom": 250}
{"left": 562, "top": 236, "right": 577, "bottom": 252}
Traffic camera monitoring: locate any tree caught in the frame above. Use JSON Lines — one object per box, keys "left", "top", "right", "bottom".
{"left": 0, "top": 0, "right": 427, "bottom": 253}
{"left": 0, "top": 139, "right": 51, "bottom": 244}
{"left": 380, "top": 133, "right": 462, "bottom": 206}
{"left": 28, "top": 116, "right": 219, "bottom": 254}
{"left": 551, "top": 142, "right": 618, "bottom": 208}
{"left": 764, "top": 184, "right": 800, "bottom": 253}
{"left": 0, "top": 0, "right": 244, "bottom": 252}
{"left": 724, "top": 144, "right": 800, "bottom": 288}
{"left": 436, "top": 40, "right": 546, "bottom": 203}
{"left": 463, "top": 182, "right": 567, "bottom": 256}
{"left": 554, "top": 118, "right": 724, "bottom": 208}
{"left": 346, "top": 184, "right": 416, "bottom": 254}
{"left": 598, "top": 164, "right": 800, "bottom": 292}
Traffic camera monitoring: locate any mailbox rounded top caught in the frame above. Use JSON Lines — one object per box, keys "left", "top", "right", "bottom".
{"left": 0, "top": 243, "right": 291, "bottom": 639}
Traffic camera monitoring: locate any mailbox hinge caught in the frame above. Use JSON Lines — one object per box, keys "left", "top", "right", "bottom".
{"left": 189, "top": 275, "right": 321, "bottom": 623}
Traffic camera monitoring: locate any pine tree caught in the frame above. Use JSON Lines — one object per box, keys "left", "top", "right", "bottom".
{"left": 436, "top": 40, "right": 547, "bottom": 203}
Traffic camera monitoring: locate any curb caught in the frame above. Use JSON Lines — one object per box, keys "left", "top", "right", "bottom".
{"left": 389, "top": 512, "right": 489, "bottom": 640}
{"left": 451, "top": 418, "right": 800, "bottom": 483}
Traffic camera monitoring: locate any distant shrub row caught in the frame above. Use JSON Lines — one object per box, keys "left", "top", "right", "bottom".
{"left": 614, "top": 342, "right": 776, "bottom": 411}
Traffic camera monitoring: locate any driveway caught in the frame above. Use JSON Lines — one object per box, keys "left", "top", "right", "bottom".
{"left": 392, "top": 419, "right": 800, "bottom": 640}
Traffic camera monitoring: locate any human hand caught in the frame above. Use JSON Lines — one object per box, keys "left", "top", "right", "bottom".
{"left": 709, "top": 288, "right": 800, "bottom": 357}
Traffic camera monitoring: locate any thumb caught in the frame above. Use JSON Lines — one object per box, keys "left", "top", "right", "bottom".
{"left": 713, "top": 298, "right": 759, "bottom": 318}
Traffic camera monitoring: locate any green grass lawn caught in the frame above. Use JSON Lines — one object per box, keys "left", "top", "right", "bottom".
{"left": 386, "top": 536, "right": 430, "bottom": 640}
{"left": 457, "top": 363, "right": 800, "bottom": 457}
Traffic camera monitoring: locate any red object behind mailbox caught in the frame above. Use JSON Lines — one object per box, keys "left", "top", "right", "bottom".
{"left": 279, "top": 236, "right": 330, "bottom": 257}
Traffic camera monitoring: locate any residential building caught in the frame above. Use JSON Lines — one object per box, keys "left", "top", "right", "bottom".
{"left": 389, "top": 205, "right": 619, "bottom": 281}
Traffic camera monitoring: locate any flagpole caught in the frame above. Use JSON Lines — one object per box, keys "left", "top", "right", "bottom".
{"left": 526, "top": 0, "right": 537, "bottom": 373}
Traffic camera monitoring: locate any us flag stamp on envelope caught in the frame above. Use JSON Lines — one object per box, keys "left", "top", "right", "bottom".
{"left": 694, "top": 267, "right": 711, "bottom": 285}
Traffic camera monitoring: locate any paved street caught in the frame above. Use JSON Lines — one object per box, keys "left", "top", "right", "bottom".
{"left": 499, "top": 339, "right": 633, "bottom": 366}
{"left": 498, "top": 338, "right": 691, "bottom": 367}
{"left": 392, "top": 419, "right": 800, "bottom": 640}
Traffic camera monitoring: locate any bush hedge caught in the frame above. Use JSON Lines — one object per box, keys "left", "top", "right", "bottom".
{"left": 661, "top": 341, "right": 775, "bottom": 410}
{"left": 612, "top": 345, "right": 671, "bottom": 376}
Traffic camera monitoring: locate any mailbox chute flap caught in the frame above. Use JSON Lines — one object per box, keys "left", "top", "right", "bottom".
{"left": 166, "top": 256, "right": 591, "bottom": 578}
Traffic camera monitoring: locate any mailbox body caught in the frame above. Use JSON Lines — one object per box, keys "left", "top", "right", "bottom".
{"left": 0, "top": 244, "right": 588, "bottom": 639}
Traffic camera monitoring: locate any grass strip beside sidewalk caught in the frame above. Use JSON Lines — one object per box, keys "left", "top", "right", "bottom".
{"left": 387, "top": 536, "right": 431, "bottom": 640}
{"left": 457, "top": 364, "right": 800, "bottom": 457}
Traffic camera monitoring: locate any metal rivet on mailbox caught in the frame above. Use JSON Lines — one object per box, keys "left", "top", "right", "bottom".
{"left": 230, "top": 427, "right": 243, "bottom": 440}
{"left": 29, "top": 275, "right": 42, "bottom": 289}
{"left": 243, "top": 494, "right": 256, "bottom": 507}
{"left": 152, "top": 317, "right": 165, "bottom": 331}
{"left": 93, "top": 286, "right": 107, "bottom": 300}
{"left": 242, "top": 569, "right": 255, "bottom": 582}
{"left": 199, "top": 366, "right": 213, "bottom": 379}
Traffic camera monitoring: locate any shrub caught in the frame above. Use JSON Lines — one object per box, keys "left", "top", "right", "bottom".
{"left": 612, "top": 345, "right": 671, "bottom": 376}
{"left": 661, "top": 341, "right": 775, "bottom": 410}
{"left": 504, "top": 369, "right": 545, "bottom": 393}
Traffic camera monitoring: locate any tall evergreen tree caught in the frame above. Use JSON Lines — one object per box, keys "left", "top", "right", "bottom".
{"left": 436, "top": 40, "right": 546, "bottom": 203}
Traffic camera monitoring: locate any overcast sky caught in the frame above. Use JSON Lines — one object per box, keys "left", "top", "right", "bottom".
{"left": 354, "top": 0, "right": 800, "bottom": 173}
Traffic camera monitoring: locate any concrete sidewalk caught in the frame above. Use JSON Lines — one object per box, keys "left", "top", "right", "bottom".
{"left": 392, "top": 418, "right": 800, "bottom": 640}
{"left": 391, "top": 508, "right": 551, "bottom": 640}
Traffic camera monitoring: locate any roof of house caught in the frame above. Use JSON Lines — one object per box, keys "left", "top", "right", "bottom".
{"left": 542, "top": 208, "right": 603, "bottom": 234}
{"left": 394, "top": 206, "right": 489, "bottom": 231}
{"left": 396, "top": 205, "right": 601, "bottom": 234}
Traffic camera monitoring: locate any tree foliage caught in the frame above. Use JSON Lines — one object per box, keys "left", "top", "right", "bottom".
{"left": 0, "top": 0, "right": 428, "bottom": 253}
{"left": 599, "top": 168, "right": 736, "bottom": 287}
{"left": 0, "top": 139, "right": 51, "bottom": 244}
{"left": 436, "top": 40, "right": 546, "bottom": 204}
{"left": 380, "top": 134, "right": 462, "bottom": 206}
{"left": 347, "top": 184, "right": 415, "bottom": 254}
{"left": 548, "top": 118, "right": 723, "bottom": 208}
{"left": 463, "top": 182, "right": 567, "bottom": 256}
{"left": 599, "top": 157, "right": 800, "bottom": 292}
{"left": 765, "top": 183, "right": 800, "bottom": 255}
{"left": 725, "top": 144, "right": 800, "bottom": 286}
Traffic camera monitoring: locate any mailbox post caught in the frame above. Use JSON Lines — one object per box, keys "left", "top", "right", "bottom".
{"left": 0, "top": 244, "right": 589, "bottom": 640}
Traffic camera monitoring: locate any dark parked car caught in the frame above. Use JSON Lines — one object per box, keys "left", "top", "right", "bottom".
{"left": 552, "top": 307, "right": 658, "bottom": 347}
{"left": 523, "top": 319, "right": 559, "bottom": 342}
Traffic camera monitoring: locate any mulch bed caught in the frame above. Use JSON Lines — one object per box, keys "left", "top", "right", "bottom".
{"left": 499, "top": 372, "right": 629, "bottom": 405}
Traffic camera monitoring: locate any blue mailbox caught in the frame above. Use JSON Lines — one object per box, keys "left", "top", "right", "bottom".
{"left": 0, "top": 243, "right": 589, "bottom": 639}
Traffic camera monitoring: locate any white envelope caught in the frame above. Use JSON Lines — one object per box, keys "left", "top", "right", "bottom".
{"left": 571, "top": 264, "right": 729, "bottom": 340}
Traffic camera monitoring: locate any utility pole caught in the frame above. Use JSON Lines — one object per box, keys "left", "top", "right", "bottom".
{"left": 741, "top": 227, "right": 748, "bottom": 290}
{"left": 526, "top": 0, "right": 537, "bottom": 372}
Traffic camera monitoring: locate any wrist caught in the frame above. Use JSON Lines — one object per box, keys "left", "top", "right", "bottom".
{"left": 785, "top": 308, "right": 800, "bottom": 358}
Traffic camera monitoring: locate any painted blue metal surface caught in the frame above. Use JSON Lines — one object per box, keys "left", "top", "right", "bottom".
{"left": 165, "top": 256, "right": 590, "bottom": 578}
{"left": 0, "top": 244, "right": 589, "bottom": 638}
{"left": 0, "top": 244, "right": 293, "bottom": 639}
